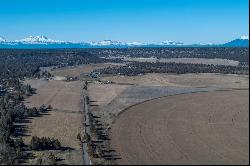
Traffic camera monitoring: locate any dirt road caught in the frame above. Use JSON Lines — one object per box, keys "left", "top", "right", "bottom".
{"left": 111, "top": 90, "right": 249, "bottom": 165}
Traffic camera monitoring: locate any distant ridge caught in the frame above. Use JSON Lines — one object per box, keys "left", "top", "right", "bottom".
{"left": 0, "top": 35, "right": 249, "bottom": 48}
{"left": 223, "top": 36, "right": 249, "bottom": 47}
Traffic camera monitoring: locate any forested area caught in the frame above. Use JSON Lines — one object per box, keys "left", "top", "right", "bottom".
{"left": 94, "top": 62, "right": 249, "bottom": 76}
{"left": 0, "top": 49, "right": 108, "bottom": 79}
{"left": 88, "top": 47, "right": 249, "bottom": 65}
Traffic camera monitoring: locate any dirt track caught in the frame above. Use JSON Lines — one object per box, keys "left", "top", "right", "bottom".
{"left": 111, "top": 90, "right": 249, "bottom": 165}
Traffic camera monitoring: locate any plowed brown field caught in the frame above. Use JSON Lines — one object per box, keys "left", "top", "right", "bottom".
{"left": 111, "top": 90, "right": 249, "bottom": 165}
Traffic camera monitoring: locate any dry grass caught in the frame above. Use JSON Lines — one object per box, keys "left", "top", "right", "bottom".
{"left": 23, "top": 72, "right": 249, "bottom": 165}
{"left": 102, "top": 73, "right": 249, "bottom": 88}
{"left": 87, "top": 84, "right": 129, "bottom": 108}
{"left": 25, "top": 79, "right": 81, "bottom": 112}
{"left": 88, "top": 73, "right": 249, "bottom": 126}
{"left": 50, "top": 63, "right": 123, "bottom": 77}
{"left": 24, "top": 111, "right": 82, "bottom": 149}
{"left": 23, "top": 79, "right": 83, "bottom": 165}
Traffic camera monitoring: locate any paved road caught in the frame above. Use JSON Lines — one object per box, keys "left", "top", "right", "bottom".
{"left": 81, "top": 81, "right": 92, "bottom": 165}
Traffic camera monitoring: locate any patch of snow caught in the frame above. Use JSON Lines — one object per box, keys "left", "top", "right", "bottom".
{"left": 127, "top": 41, "right": 147, "bottom": 46}
{"left": 90, "top": 40, "right": 125, "bottom": 46}
{"left": 0, "top": 36, "right": 7, "bottom": 43}
{"left": 158, "top": 40, "right": 184, "bottom": 45}
{"left": 16, "top": 35, "right": 66, "bottom": 44}
{"left": 240, "top": 35, "right": 249, "bottom": 40}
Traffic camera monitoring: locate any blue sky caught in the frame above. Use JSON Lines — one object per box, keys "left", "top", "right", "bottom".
{"left": 0, "top": 0, "right": 249, "bottom": 43}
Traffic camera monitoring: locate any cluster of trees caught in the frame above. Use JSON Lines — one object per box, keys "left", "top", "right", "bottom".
{"left": 0, "top": 49, "right": 110, "bottom": 80}
{"left": 88, "top": 47, "right": 249, "bottom": 65}
{"left": 88, "top": 112, "right": 107, "bottom": 140}
{"left": 95, "top": 62, "right": 249, "bottom": 76}
{"left": 0, "top": 90, "right": 51, "bottom": 164}
{"left": 0, "top": 93, "right": 27, "bottom": 164}
{"left": 30, "top": 136, "right": 61, "bottom": 150}
{"left": 36, "top": 153, "right": 57, "bottom": 165}
{"left": 0, "top": 94, "right": 55, "bottom": 164}
{"left": 86, "top": 108, "right": 110, "bottom": 160}
{"left": 85, "top": 132, "right": 103, "bottom": 159}
{"left": 0, "top": 55, "right": 53, "bottom": 164}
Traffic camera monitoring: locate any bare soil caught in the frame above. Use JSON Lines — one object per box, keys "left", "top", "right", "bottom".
{"left": 110, "top": 90, "right": 249, "bottom": 165}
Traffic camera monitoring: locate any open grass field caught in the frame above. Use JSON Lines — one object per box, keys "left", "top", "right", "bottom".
{"left": 102, "top": 73, "right": 249, "bottom": 88}
{"left": 110, "top": 90, "right": 249, "bottom": 165}
{"left": 25, "top": 79, "right": 81, "bottom": 112}
{"left": 23, "top": 79, "right": 83, "bottom": 165}
{"left": 87, "top": 84, "right": 129, "bottom": 108}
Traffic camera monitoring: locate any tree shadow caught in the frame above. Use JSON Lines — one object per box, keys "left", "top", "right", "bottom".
{"left": 89, "top": 100, "right": 99, "bottom": 107}
{"left": 89, "top": 104, "right": 99, "bottom": 107}
{"left": 88, "top": 112, "right": 121, "bottom": 163}
{"left": 14, "top": 108, "right": 52, "bottom": 137}
{"left": 13, "top": 107, "right": 58, "bottom": 165}
{"left": 103, "top": 154, "right": 121, "bottom": 160}
{"left": 14, "top": 122, "right": 30, "bottom": 137}
{"left": 60, "top": 147, "right": 75, "bottom": 151}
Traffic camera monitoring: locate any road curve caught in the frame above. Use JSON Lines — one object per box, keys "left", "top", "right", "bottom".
{"left": 110, "top": 90, "right": 249, "bottom": 165}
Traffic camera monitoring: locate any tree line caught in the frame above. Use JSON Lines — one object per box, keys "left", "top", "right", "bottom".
{"left": 87, "top": 47, "right": 249, "bottom": 65}
{"left": 94, "top": 61, "right": 249, "bottom": 76}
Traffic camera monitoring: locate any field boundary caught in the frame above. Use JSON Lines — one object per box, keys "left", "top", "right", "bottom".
{"left": 111, "top": 88, "right": 248, "bottom": 125}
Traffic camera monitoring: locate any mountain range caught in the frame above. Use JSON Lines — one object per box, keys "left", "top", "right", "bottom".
{"left": 0, "top": 35, "right": 249, "bottom": 48}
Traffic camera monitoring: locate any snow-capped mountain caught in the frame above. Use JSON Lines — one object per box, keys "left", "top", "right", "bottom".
{"left": 240, "top": 35, "right": 249, "bottom": 40}
{"left": 89, "top": 39, "right": 184, "bottom": 46}
{"left": 15, "top": 35, "right": 67, "bottom": 44}
{"left": 0, "top": 36, "right": 7, "bottom": 43}
{"left": 0, "top": 35, "right": 249, "bottom": 48}
{"left": 89, "top": 40, "right": 124, "bottom": 46}
{"left": 127, "top": 41, "right": 147, "bottom": 46}
{"left": 157, "top": 40, "right": 184, "bottom": 46}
